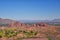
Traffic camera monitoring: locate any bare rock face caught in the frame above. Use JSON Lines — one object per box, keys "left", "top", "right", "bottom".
{"left": 31, "top": 22, "right": 48, "bottom": 27}
{"left": 15, "top": 22, "right": 22, "bottom": 27}
{"left": 32, "top": 24, "right": 37, "bottom": 27}
{"left": 37, "top": 22, "right": 48, "bottom": 27}
{"left": 22, "top": 24, "right": 26, "bottom": 27}
{"left": 9, "top": 21, "right": 23, "bottom": 27}
{"left": 9, "top": 21, "right": 48, "bottom": 27}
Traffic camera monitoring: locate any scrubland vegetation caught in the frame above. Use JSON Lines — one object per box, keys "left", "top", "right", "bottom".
{"left": 0, "top": 21, "right": 60, "bottom": 40}
{"left": 0, "top": 26, "right": 60, "bottom": 40}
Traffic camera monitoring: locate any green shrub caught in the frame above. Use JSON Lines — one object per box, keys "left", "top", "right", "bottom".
{"left": 0, "top": 30, "right": 3, "bottom": 38}
{"left": 5, "top": 29, "right": 17, "bottom": 38}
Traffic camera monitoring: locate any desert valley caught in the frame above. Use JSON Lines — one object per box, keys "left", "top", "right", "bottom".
{"left": 0, "top": 18, "right": 60, "bottom": 40}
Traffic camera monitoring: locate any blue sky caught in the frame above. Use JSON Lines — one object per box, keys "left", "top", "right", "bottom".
{"left": 0, "top": 0, "right": 60, "bottom": 20}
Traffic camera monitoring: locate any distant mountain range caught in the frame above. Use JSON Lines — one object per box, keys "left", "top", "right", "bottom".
{"left": 0, "top": 18, "right": 60, "bottom": 24}
{"left": 19, "top": 20, "right": 50, "bottom": 23}
{"left": 0, "top": 18, "right": 16, "bottom": 24}
{"left": 20, "top": 19, "right": 60, "bottom": 23}
{"left": 51, "top": 19, "right": 60, "bottom": 22}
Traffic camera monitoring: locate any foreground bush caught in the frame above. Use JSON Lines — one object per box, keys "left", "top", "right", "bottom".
{"left": 0, "top": 26, "right": 60, "bottom": 40}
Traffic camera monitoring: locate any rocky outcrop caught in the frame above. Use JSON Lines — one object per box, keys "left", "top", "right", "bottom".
{"left": 0, "top": 18, "right": 48, "bottom": 27}
{"left": 8, "top": 22, "right": 48, "bottom": 27}
{"left": 9, "top": 21, "right": 22, "bottom": 27}
{"left": 37, "top": 22, "right": 48, "bottom": 27}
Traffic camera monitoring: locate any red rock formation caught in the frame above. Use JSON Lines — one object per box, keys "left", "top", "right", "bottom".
{"left": 37, "top": 22, "right": 48, "bottom": 27}
{"left": 9, "top": 21, "right": 48, "bottom": 28}
{"left": 9, "top": 21, "right": 23, "bottom": 27}
{"left": 32, "top": 24, "right": 37, "bottom": 27}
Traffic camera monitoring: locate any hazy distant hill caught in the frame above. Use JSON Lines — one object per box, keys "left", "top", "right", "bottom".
{"left": 20, "top": 19, "right": 60, "bottom": 26}
{"left": 0, "top": 18, "right": 60, "bottom": 23}
{"left": 0, "top": 18, "right": 16, "bottom": 25}
{"left": 51, "top": 19, "right": 60, "bottom": 22}
{"left": 20, "top": 20, "right": 50, "bottom": 23}
{"left": 0, "top": 18, "right": 60, "bottom": 25}
{"left": 20, "top": 19, "right": 60, "bottom": 23}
